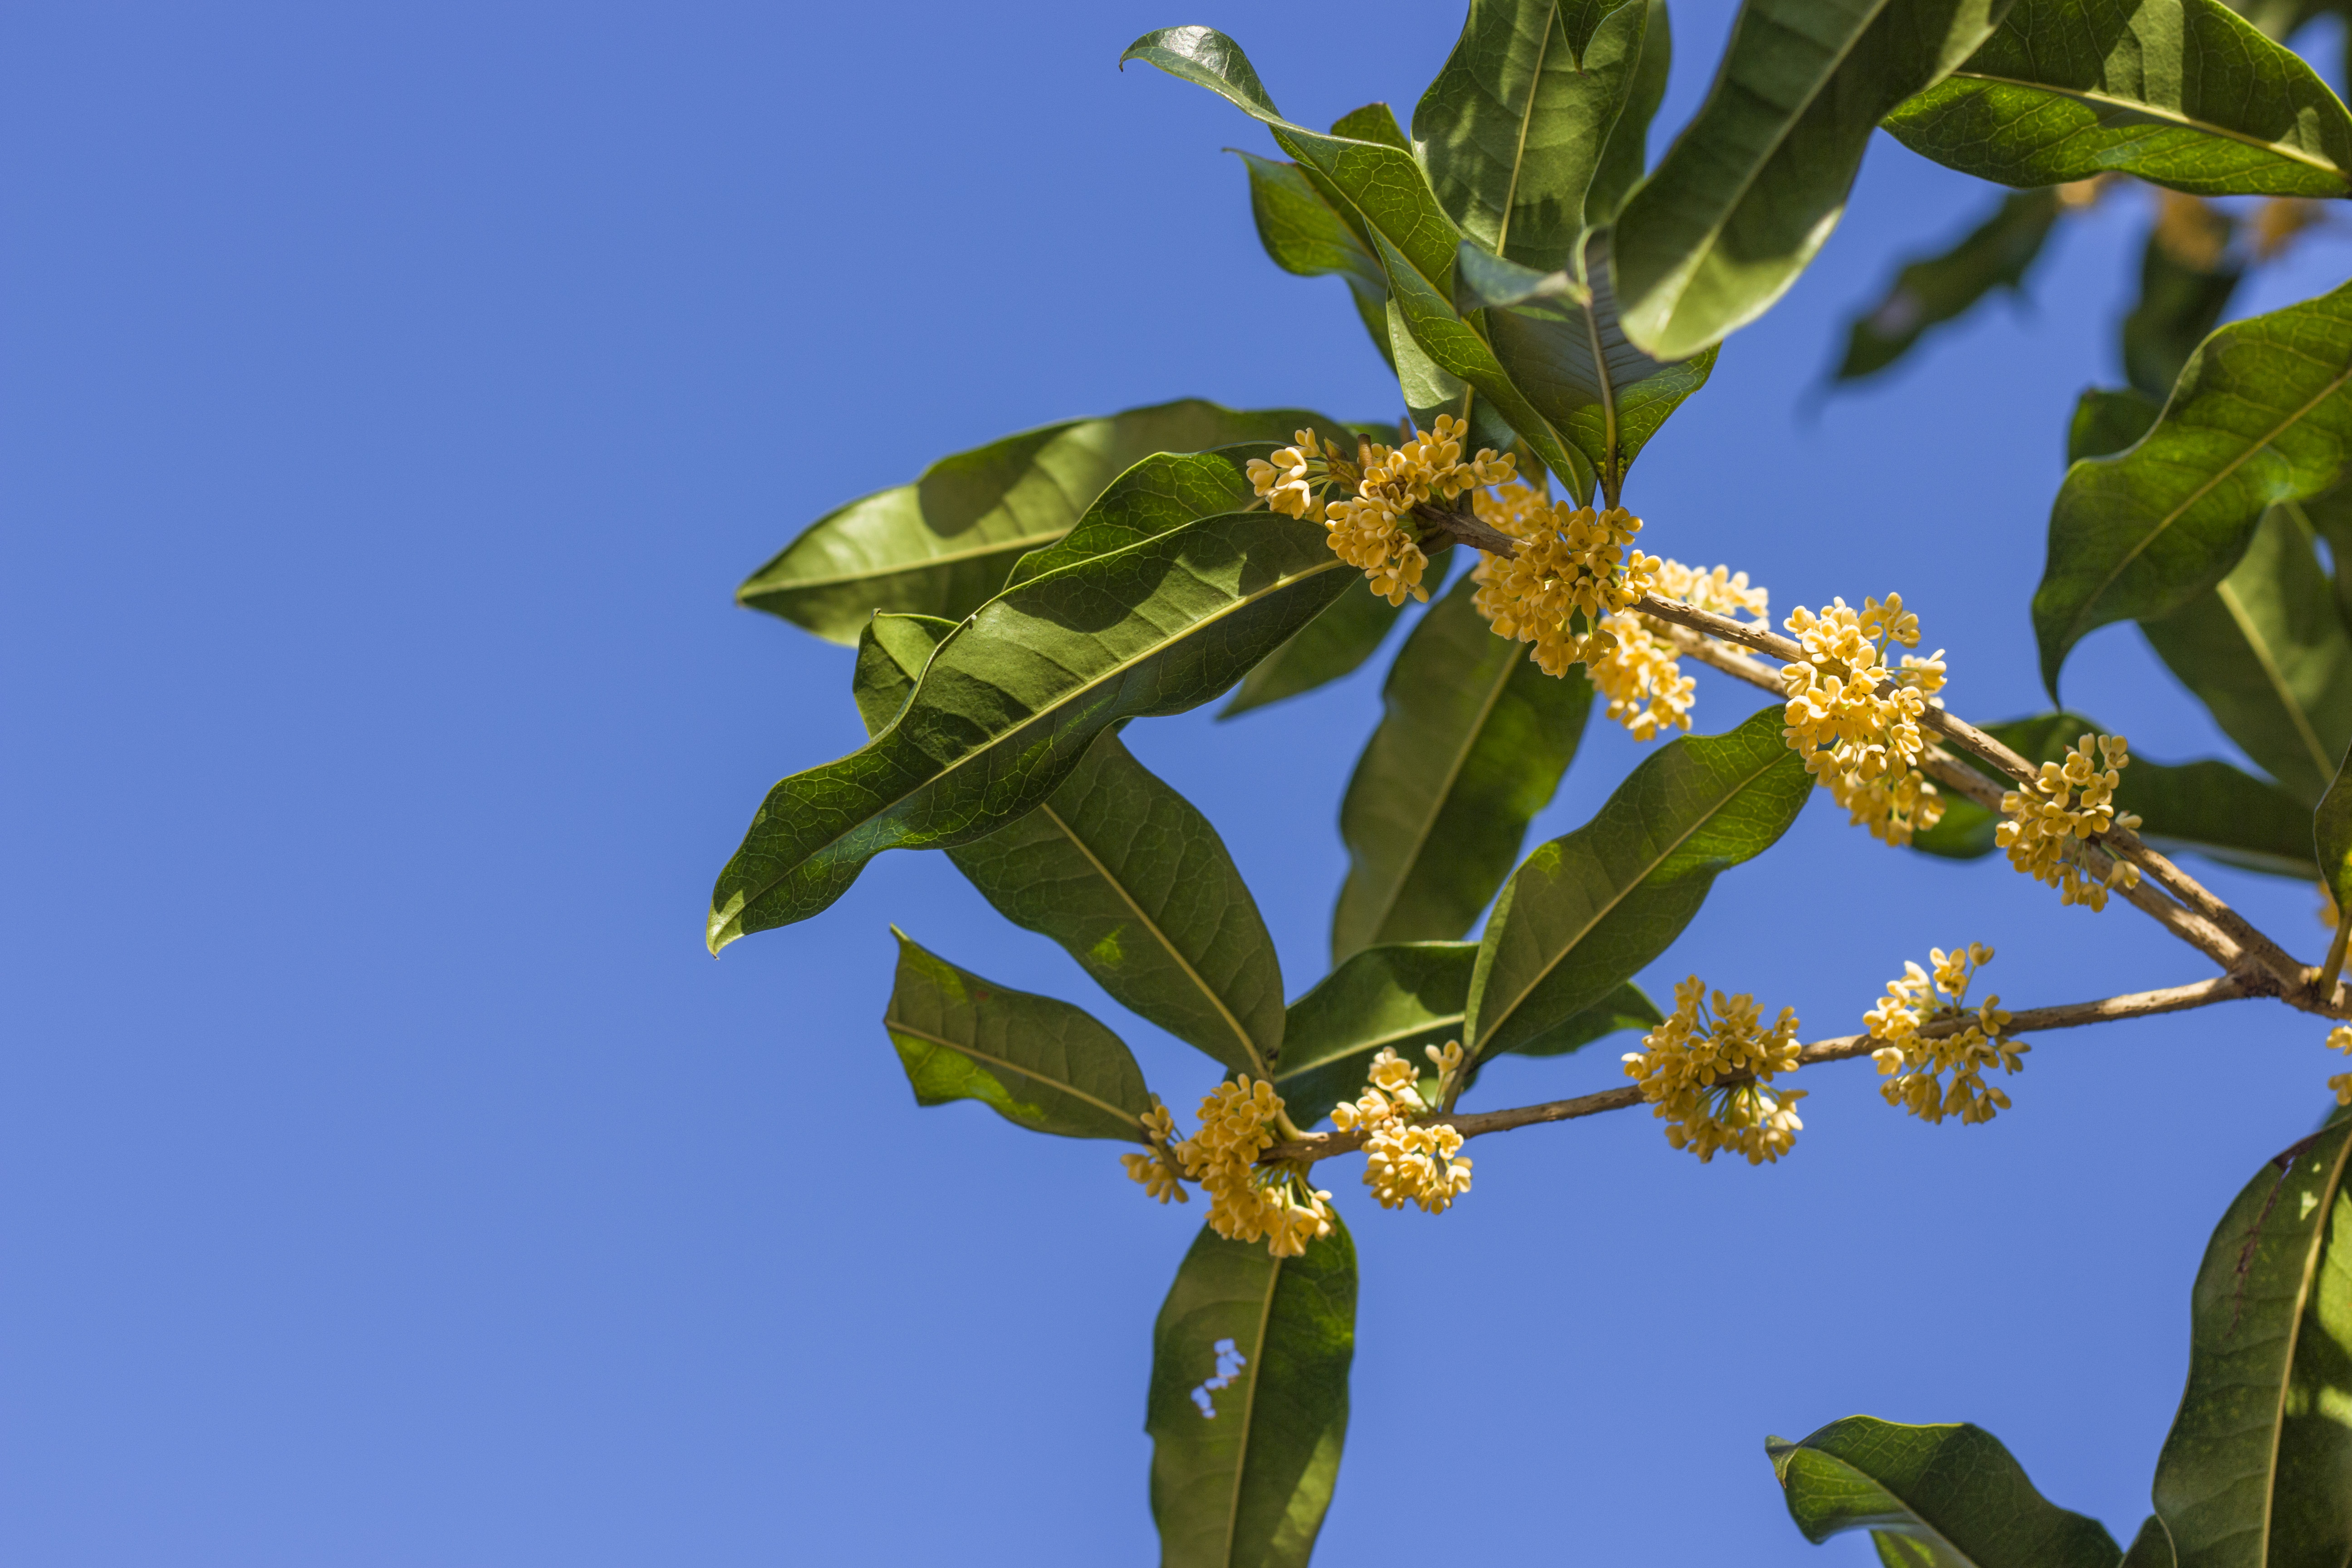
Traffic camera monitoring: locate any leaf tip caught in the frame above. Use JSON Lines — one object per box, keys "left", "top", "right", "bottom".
{"left": 706, "top": 889, "right": 748, "bottom": 956}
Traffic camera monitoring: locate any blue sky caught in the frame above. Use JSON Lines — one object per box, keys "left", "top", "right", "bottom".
{"left": 7, "top": 3, "right": 2352, "bottom": 1563}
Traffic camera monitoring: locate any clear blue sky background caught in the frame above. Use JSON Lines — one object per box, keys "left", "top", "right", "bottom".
{"left": 8, "top": 3, "right": 2352, "bottom": 1563}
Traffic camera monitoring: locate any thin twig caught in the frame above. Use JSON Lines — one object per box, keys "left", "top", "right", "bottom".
{"left": 1259, "top": 976, "right": 2250, "bottom": 1165}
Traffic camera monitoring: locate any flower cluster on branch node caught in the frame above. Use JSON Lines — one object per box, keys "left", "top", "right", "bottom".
{"left": 1864, "top": 943, "right": 2028, "bottom": 1125}
{"left": 1119, "top": 1101, "right": 1189, "bottom": 1204}
{"left": 1247, "top": 418, "right": 1514, "bottom": 608}
{"left": 1779, "top": 595, "right": 1948, "bottom": 847}
{"left": 1622, "top": 980, "right": 1805, "bottom": 1165}
{"left": 1330, "top": 1043, "right": 1474, "bottom": 1213}
{"left": 1994, "top": 732, "right": 2142, "bottom": 911}
{"left": 1587, "top": 559, "right": 1771, "bottom": 740}
{"left": 1123, "top": 1076, "right": 1334, "bottom": 1257}
{"left": 1469, "top": 485, "right": 1662, "bottom": 677}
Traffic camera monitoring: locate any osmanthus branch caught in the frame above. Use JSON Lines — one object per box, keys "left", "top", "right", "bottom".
{"left": 1259, "top": 975, "right": 2251, "bottom": 1166}
{"left": 1635, "top": 595, "right": 2327, "bottom": 1010}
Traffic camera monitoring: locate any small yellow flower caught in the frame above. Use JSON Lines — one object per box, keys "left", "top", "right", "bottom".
{"left": 1993, "top": 733, "right": 2141, "bottom": 911}
{"left": 1329, "top": 1046, "right": 1474, "bottom": 1213}
{"left": 1621, "top": 979, "right": 1806, "bottom": 1164}
{"left": 2324, "top": 1025, "right": 2352, "bottom": 1106}
{"left": 1162, "top": 1076, "right": 1336, "bottom": 1256}
{"left": 1864, "top": 942, "right": 2029, "bottom": 1126}
{"left": 1778, "top": 595, "right": 1947, "bottom": 846}
{"left": 1469, "top": 492, "right": 1660, "bottom": 676}
{"left": 1121, "top": 1100, "right": 1191, "bottom": 1204}
{"left": 1310, "top": 416, "right": 1515, "bottom": 607}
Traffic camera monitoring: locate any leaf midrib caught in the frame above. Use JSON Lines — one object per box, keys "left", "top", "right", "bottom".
{"left": 1948, "top": 70, "right": 2345, "bottom": 177}
{"left": 1360, "top": 649, "right": 1520, "bottom": 948}
{"left": 1224, "top": 1255, "right": 1285, "bottom": 1568}
{"left": 1811, "top": 1453, "right": 1981, "bottom": 1568}
{"left": 2213, "top": 577, "right": 2335, "bottom": 783}
{"left": 882, "top": 1016, "right": 1143, "bottom": 1130}
{"left": 1475, "top": 745, "right": 1784, "bottom": 1054}
{"left": 1490, "top": 4, "right": 1563, "bottom": 260}
{"left": 1274, "top": 1010, "right": 1468, "bottom": 1088}
{"left": 2064, "top": 360, "right": 2352, "bottom": 653}
{"left": 2257, "top": 1130, "right": 2352, "bottom": 1562}
{"left": 746, "top": 529, "right": 1068, "bottom": 594}
{"left": 722, "top": 547, "right": 1346, "bottom": 930}
{"left": 1037, "top": 798, "right": 1268, "bottom": 1076}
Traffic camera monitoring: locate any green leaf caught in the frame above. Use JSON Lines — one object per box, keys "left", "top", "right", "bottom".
{"left": 2297, "top": 481, "right": 2352, "bottom": 630}
{"left": 2120, "top": 1517, "right": 2176, "bottom": 1568}
{"left": 1461, "top": 232, "right": 1720, "bottom": 502}
{"left": 2070, "top": 386, "right": 2165, "bottom": 462}
{"left": 1911, "top": 711, "right": 2321, "bottom": 876}
{"left": 1002, "top": 446, "right": 1265, "bottom": 589}
{"left": 2034, "top": 280, "right": 2352, "bottom": 694}
{"left": 881, "top": 931, "right": 1153, "bottom": 1142}
{"left": 2315, "top": 741, "right": 2352, "bottom": 911}
{"left": 1232, "top": 147, "right": 1396, "bottom": 369}
{"left": 737, "top": 400, "right": 1333, "bottom": 644}
{"left": 1609, "top": 0, "right": 2012, "bottom": 361}
{"left": 2125, "top": 225, "right": 2244, "bottom": 403}
{"left": 1883, "top": 0, "right": 2352, "bottom": 198}
{"left": 1464, "top": 703, "right": 1812, "bottom": 1062}
{"left": 1121, "top": 26, "right": 1599, "bottom": 502}
{"left": 2141, "top": 505, "right": 2352, "bottom": 805}
{"left": 1332, "top": 572, "right": 1595, "bottom": 965}
{"left": 1502, "top": 979, "right": 1663, "bottom": 1058}
{"left": 1767, "top": 1415, "right": 2122, "bottom": 1568}
{"left": 851, "top": 613, "right": 1287, "bottom": 1075}
{"left": 1586, "top": 0, "right": 1673, "bottom": 225}
{"left": 2150, "top": 1121, "right": 2352, "bottom": 1568}
{"left": 1410, "top": 0, "right": 1655, "bottom": 273}
{"left": 1834, "top": 189, "right": 2062, "bottom": 382}
{"left": 1219, "top": 576, "right": 1408, "bottom": 718}
{"left": 1274, "top": 941, "right": 1478, "bottom": 1116}
{"left": 708, "top": 510, "right": 1353, "bottom": 952}
{"left": 1147, "top": 1214, "right": 1356, "bottom": 1568}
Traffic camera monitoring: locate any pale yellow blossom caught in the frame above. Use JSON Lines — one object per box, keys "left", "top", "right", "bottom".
{"left": 1622, "top": 979, "right": 1806, "bottom": 1164}
{"left": 1993, "top": 733, "right": 2142, "bottom": 911}
{"left": 1779, "top": 595, "right": 1947, "bottom": 846}
{"left": 1865, "top": 942, "right": 2028, "bottom": 1126}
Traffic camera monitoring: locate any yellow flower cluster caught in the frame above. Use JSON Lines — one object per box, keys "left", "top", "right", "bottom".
{"left": 1587, "top": 559, "right": 1772, "bottom": 740}
{"left": 1249, "top": 418, "right": 1515, "bottom": 608}
{"left": 1779, "top": 595, "right": 1949, "bottom": 847}
{"left": 1993, "top": 733, "right": 2143, "bottom": 911}
{"left": 1864, "top": 943, "right": 2028, "bottom": 1125}
{"left": 1330, "top": 1044, "right": 1474, "bottom": 1213}
{"left": 2326, "top": 1025, "right": 2352, "bottom": 1105}
{"left": 1173, "top": 1077, "right": 1335, "bottom": 1258}
{"left": 1470, "top": 485, "right": 1663, "bottom": 677}
{"left": 1622, "top": 979, "right": 1806, "bottom": 1165}
{"left": 1119, "top": 1102, "right": 1190, "bottom": 1204}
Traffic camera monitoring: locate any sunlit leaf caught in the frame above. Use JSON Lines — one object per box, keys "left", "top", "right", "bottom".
{"left": 1003, "top": 446, "right": 1264, "bottom": 588}
{"left": 709, "top": 510, "right": 1353, "bottom": 951}
{"left": 1220, "top": 577, "right": 1408, "bottom": 718}
{"left": 1609, "top": 0, "right": 2010, "bottom": 361}
{"left": 882, "top": 932, "right": 1152, "bottom": 1141}
{"left": 2141, "top": 506, "right": 2352, "bottom": 805}
{"left": 1411, "top": 0, "right": 1655, "bottom": 272}
{"left": 853, "top": 614, "right": 1286, "bottom": 1075}
{"left": 2069, "top": 385, "right": 2164, "bottom": 462}
{"left": 2034, "top": 280, "right": 2352, "bottom": 693}
{"left": 1233, "top": 145, "right": 1396, "bottom": 368}
{"left": 1768, "top": 1415, "right": 2122, "bottom": 1567}
{"left": 738, "top": 400, "right": 1330, "bottom": 644}
{"left": 1121, "top": 25, "right": 1599, "bottom": 500}
{"left": 2150, "top": 1122, "right": 2352, "bottom": 1567}
{"left": 1586, "top": 0, "right": 1672, "bottom": 225}
{"left": 1910, "top": 710, "right": 2320, "bottom": 876}
{"left": 1333, "top": 573, "right": 1594, "bottom": 964}
{"left": 1833, "top": 189, "right": 2062, "bottom": 382}
{"left": 1884, "top": 0, "right": 2352, "bottom": 198}
{"left": 1147, "top": 1215, "right": 1356, "bottom": 1568}
{"left": 1465, "top": 704, "right": 1811, "bottom": 1063}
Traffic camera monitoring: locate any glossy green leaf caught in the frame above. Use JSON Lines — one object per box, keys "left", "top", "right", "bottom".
{"left": 1147, "top": 1215, "right": 1356, "bottom": 1568}
{"left": 1121, "top": 26, "right": 1598, "bottom": 501}
{"left": 1465, "top": 704, "right": 1812, "bottom": 1062}
{"left": 1911, "top": 711, "right": 2320, "bottom": 876}
{"left": 2034, "top": 280, "right": 2352, "bottom": 694}
{"left": 1610, "top": 0, "right": 2011, "bottom": 361}
{"left": 882, "top": 932, "right": 1152, "bottom": 1142}
{"left": 1274, "top": 942, "right": 1478, "bottom": 1116}
{"left": 1502, "top": 979, "right": 1662, "bottom": 1058}
{"left": 738, "top": 400, "right": 1329, "bottom": 644}
{"left": 1586, "top": 0, "right": 1672, "bottom": 225}
{"left": 1233, "top": 147, "right": 1396, "bottom": 368}
{"left": 1411, "top": 0, "right": 1654, "bottom": 273}
{"left": 2150, "top": 1121, "right": 2352, "bottom": 1568}
{"left": 2070, "top": 385, "right": 2165, "bottom": 462}
{"left": 1834, "top": 189, "right": 2062, "bottom": 382}
{"left": 2119, "top": 1517, "right": 2176, "bottom": 1568}
{"left": 2125, "top": 225, "right": 2244, "bottom": 403}
{"left": 1220, "top": 576, "right": 1407, "bottom": 718}
{"left": 1332, "top": 572, "right": 1594, "bottom": 965}
{"left": 1883, "top": 0, "right": 2352, "bottom": 198}
{"left": 853, "top": 613, "right": 1287, "bottom": 1075}
{"left": 1003, "top": 446, "right": 1264, "bottom": 589}
{"left": 2141, "top": 506, "right": 2352, "bottom": 805}
{"left": 2317, "top": 734, "right": 2352, "bottom": 912}
{"left": 1768, "top": 1415, "right": 2122, "bottom": 1567}
{"left": 2296, "top": 481, "right": 2352, "bottom": 629}
{"left": 708, "top": 510, "right": 1354, "bottom": 951}
{"left": 1461, "top": 232, "right": 1720, "bottom": 502}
